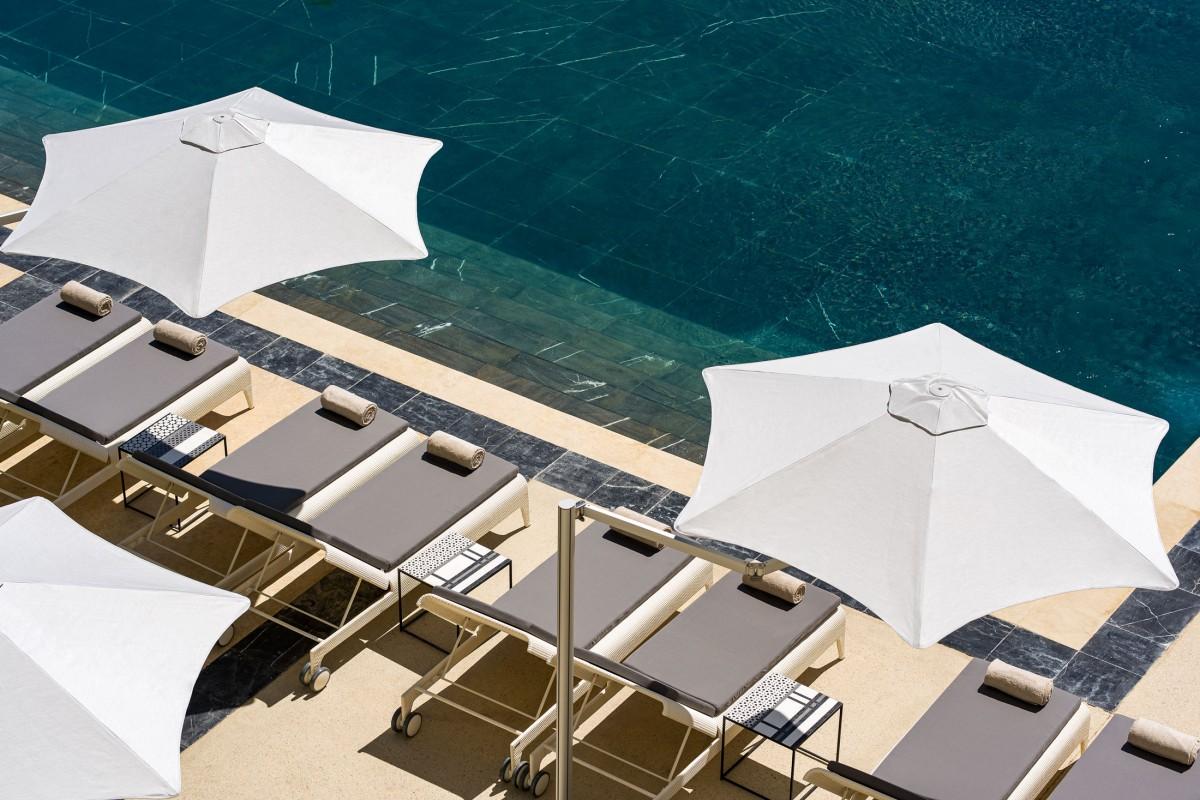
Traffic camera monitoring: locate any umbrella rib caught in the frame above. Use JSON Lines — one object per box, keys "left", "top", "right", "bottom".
{"left": 0, "top": 627, "right": 176, "bottom": 795}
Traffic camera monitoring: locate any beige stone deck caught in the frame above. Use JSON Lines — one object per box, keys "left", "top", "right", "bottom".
{"left": 2, "top": 200, "right": 1199, "bottom": 798}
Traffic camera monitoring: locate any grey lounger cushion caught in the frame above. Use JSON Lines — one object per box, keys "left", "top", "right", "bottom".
{"left": 493, "top": 522, "right": 691, "bottom": 648}
{"left": 827, "top": 762, "right": 934, "bottom": 800}
{"left": 29, "top": 330, "right": 238, "bottom": 444}
{"left": 199, "top": 397, "right": 409, "bottom": 514}
{"left": 874, "top": 658, "right": 1081, "bottom": 800}
{"left": 595, "top": 573, "right": 840, "bottom": 716}
{"left": 309, "top": 448, "right": 519, "bottom": 573}
{"left": 1051, "top": 715, "right": 1200, "bottom": 799}
{"left": 0, "top": 293, "right": 141, "bottom": 398}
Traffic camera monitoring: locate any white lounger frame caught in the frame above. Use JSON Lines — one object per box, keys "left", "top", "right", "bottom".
{"left": 0, "top": 354, "right": 252, "bottom": 507}
{"left": 537, "top": 605, "right": 847, "bottom": 800}
{"left": 399, "top": 558, "right": 715, "bottom": 776}
{"left": 803, "top": 693, "right": 1091, "bottom": 800}
{"left": 123, "top": 438, "right": 530, "bottom": 688}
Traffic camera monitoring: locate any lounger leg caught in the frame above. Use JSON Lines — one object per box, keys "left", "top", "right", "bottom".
{"left": 54, "top": 460, "right": 117, "bottom": 508}
{"left": 520, "top": 492, "right": 531, "bottom": 527}
{"left": 242, "top": 384, "right": 255, "bottom": 410}
{"left": 836, "top": 634, "right": 846, "bottom": 660}
{"left": 306, "top": 589, "right": 398, "bottom": 673}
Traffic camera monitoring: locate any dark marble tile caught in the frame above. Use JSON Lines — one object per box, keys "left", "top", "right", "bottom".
{"left": 1178, "top": 520, "right": 1200, "bottom": 554}
{"left": 247, "top": 337, "right": 323, "bottom": 379}
{"left": 1080, "top": 624, "right": 1167, "bottom": 677}
{"left": 586, "top": 470, "right": 670, "bottom": 514}
{"left": 396, "top": 393, "right": 468, "bottom": 435}
{"left": 490, "top": 430, "right": 567, "bottom": 479}
{"left": 646, "top": 490, "right": 690, "bottom": 526}
{"left": 291, "top": 354, "right": 371, "bottom": 393}
{"left": 1169, "top": 545, "right": 1200, "bottom": 596}
{"left": 1055, "top": 652, "right": 1142, "bottom": 711}
{"left": 0, "top": 301, "right": 20, "bottom": 323}
{"left": 0, "top": 251, "right": 50, "bottom": 272}
{"left": 122, "top": 286, "right": 180, "bottom": 322}
{"left": 939, "top": 615, "right": 1016, "bottom": 660}
{"left": 347, "top": 372, "right": 421, "bottom": 414}
{"left": 0, "top": 272, "right": 57, "bottom": 310}
{"left": 81, "top": 269, "right": 142, "bottom": 300}
{"left": 25, "top": 257, "right": 96, "bottom": 285}
{"left": 989, "top": 627, "right": 1075, "bottom": 679}
{"left": 166, "top": 309, "right": 234, "bottom": 335}
{"left": 536, "top": 451, "right": 619, "bottom": 497}
{"left": 443, "top": 410, "right": 517, "bottom": 450}
{"left": 208, "top": 319, "right": 279, "bottom": 358}
{"left": 1107, "top": 588, "right": 1200, "bottom": 644}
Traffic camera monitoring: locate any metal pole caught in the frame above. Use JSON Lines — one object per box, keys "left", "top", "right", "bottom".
{"left": 556, "top": 499, "right": 582, "bottom": 800}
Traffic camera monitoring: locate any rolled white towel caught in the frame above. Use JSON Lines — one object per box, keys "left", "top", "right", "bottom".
{"left": 983, "top": 659, "right": 1053, "bottom": 706}
{"left": 743, "top": 567, "right": 806, "bottom": 604}
{"left": 320, "top": 385, "right": 376, "bottom": 427}
{"left": 60, "top": 280, "right": 111, "bottom": 317}
{"left": 427, "top": 430, "right": 484, "bottom": 470}
{"left": 1128, "top": 718, "right": 1200, "bottom": 766}
{"left": 153, "top": 319, "right": 206, "bottom": 356}
{"left": 612, "top": 505, "right": 668, "bottom": 550}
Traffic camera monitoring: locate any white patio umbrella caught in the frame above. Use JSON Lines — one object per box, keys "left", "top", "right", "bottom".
{"left": 674, "top": 322, "right": 1177, "bottom": 648}
{"left": 0, "top": 87, "right": 441, "bottom": 317}
{"left": 0, "top": 497, "right": 249, "bottom": 800}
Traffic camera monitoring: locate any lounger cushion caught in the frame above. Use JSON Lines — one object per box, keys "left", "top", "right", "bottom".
{"left": 32, "top": 331, "right": 238, "bottom": 444}
{"left": 827, "top": 762, "right": 934, "bottom": 800}
{"left": 577, "top": 649, "right": 720, "bottom": 717}
{"left": 199, "top": 397, "right": 409, "bottom": 514}
{"left": 309, "top": 449, "right": 519, "bottom": 573}
{"left": 493, "top": 521, "right": 691, "bottom": 648}
{"left": 1052, "top": 715, "right": 1200, "bottom": 800}
{"left": 874, "top": 658, "right": 1081, "bottom": 800}
{"left": 0, "top": 294, "right": 141, "bottom": 397}
{"left": 618, "top": 573, "right": 840, "bottom": 716}
{"left": 427, "top": 584, "right": 556, "bottom": 644}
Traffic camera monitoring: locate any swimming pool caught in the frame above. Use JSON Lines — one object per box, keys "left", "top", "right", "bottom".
{"left": 0, "top": 0, "right": 1196, "bottom": 473}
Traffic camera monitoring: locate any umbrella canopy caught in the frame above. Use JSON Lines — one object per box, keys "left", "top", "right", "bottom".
{"left": 0, "top": 497, "right": 248, "bottom": 800}
{"left": 676, "top": 323, "right": 1177, "bottom": 648}
{"left": 0, "top": 87, "right": 441, "bottom": 317}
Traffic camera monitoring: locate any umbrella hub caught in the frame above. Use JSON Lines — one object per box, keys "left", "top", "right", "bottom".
{"left": 179, "top": 111, "right": 269, "bottom": 153}
{"left": 888, "top": 373, "right": 989, "bottom": 435}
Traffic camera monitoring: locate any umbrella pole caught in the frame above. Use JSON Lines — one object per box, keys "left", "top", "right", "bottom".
{"left": 556, "top": 499, "right": 583, "bottom": 800}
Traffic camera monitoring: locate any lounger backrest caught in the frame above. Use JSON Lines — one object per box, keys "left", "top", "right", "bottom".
{"left": 874, "top": 658, "right": 1082, "bottom": 800}
{"left": 0, "top": 293, "right": 142, "bottom": 397}
{"left": 34, "top": 331, "right": 238, "bottom": 445}
{"left": 198, "top": 397, "right": 409, "bottom": 514}
{"left": 1050, "top": 715, "right": 1200, "bottom": 799}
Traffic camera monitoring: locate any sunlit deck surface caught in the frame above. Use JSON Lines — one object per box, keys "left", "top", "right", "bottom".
{"left": 3, "top": 193, "right": 1200, "bottom": 798}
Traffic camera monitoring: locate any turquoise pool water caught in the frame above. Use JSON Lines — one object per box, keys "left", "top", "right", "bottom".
{"left": 0, "top": 0, "right": 1196, "bottom": 473}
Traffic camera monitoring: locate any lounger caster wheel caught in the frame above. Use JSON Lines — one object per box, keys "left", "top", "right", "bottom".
{"left": 395, "top": 711, "right": 421, "bottom": 738}
{"left": 310, "top": 666, "right": 331, "bottom": 692}
{"left": 299, "top": 662, "right": 313, "bottom": 686}
{"left": 513, "top": 761, "right": 532, "bottom": 790}
{"left": 217, "top": 625, "right": 234, "bottom": 647}
{"left": 530, "top": 769, "right": 550, "bottom": 797}
{"left": 499, "top": 756, "right": 514, "bottom": 782}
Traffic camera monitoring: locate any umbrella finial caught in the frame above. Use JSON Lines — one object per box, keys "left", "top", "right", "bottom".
{"left": 179, "top": 110, "right": 269, "bottom": 153}
{"left": 888, "top": 373, "right": 989, "bottom": 435}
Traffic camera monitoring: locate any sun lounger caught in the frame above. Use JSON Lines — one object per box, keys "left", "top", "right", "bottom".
{"left": 0, "top": 293, "right": 148, "bottom": 403}
{"left": 1050, "top": 715, "right": 1200, "bottom": 799}
{"left": 552, "top": 571, "right": 845, "bottom": 800}
{"left": 124, "top": 395, "right": 420, "bottom": 581}
{"left": 806, "top": 658, "right": 1091, "bottom": 800}
{"left": 133, "top": 423, "right": 529, "bottom": 691}
{"left": 395, "top": 518, "right": 715, "bottom": 790}
{"left": 1, "top": 329, "right": 251, "bottom": 506}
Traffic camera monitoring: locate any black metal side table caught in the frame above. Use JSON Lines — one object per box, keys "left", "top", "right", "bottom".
{"left": 398, "top": 531, "right": 513, "bottom": 652}
{"left": 720, "top": 672, "right": 844, "bottom": 800}
{"left": 118, "top": 413, "right": 227, "bottom": 520}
